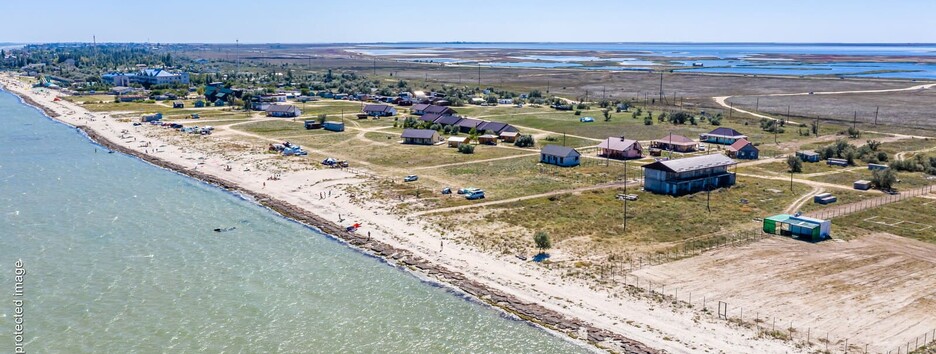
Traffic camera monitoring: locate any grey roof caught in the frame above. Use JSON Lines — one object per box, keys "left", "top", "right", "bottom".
{"left": 641, "top": 154, "right": 736, "bottom": 173}
{"left": 401, "top": 129, "right": 439, "bottom": 139}
{"left": 412, "top": 103, "right": 430, "bottom": 111}
{"left": 599, "top": 137, "right": 639, "bottom": 151}
{"left": 652, "top": 133, "right": 696, "bottom": 145}
{"left": 541, "top": 144, "right": 581, "bottom": 158}
{"left": 797, "top": 150, "right": 819, "bottom": 156}
{"left": 363, "top": 104, "right": 392, "bottom": 112}
{"left": 478, "top": 121, "right": 514, "bottom": 133}
{"left": 455, "top": 117, "right": 483, "bottom": 128}
{"left": 705, "top": 127, "right": 746, "bottom": 138}
{"left": 436, "top": 115, "right": 464, "bottom": 126}
{"left": 420, "top": 113, "right": 442, "bottom": 123}
{"left": 424, "top": 105, "right": 455, "bottom": 114}
{"left": 266, "top": 104, "right": 298, "bottom": 113}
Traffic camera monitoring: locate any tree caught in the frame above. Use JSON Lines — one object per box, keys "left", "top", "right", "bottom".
{"left": 668, "top": 111, "right": 692, "bottom": 125}
{"left": 709, "top": 113, "right": 722, "bottom": 126}
{"left": 534, "top": 231, "right": 551, "bottom": 253}
{"left": 644, "top": 116, "right": 653, "bottom": 125}
{"left": 847, "top": 126, "right": 861, "bottom": 138}
{"left": 514, "top": 134, "right": 535, "bottom": 148}
{"left": 866, "top": 140, "right": 881, "bottom": 151}
{"left": 602, "top": 108, "right": 612, "bottom": 122}
{"left": 787, "top": 155, "right": 803, "bottom": 173}
{"left": 871, "top": 168, "right": 897, "bottom": 191}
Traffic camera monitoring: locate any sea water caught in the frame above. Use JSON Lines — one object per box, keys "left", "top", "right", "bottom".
{"left": 0, "top": 90, "right": 587, "bottom": 353}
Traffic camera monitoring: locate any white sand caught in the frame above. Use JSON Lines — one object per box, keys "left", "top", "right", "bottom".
{"left": 2, "top": 73, "right": 804, "bottom": 353}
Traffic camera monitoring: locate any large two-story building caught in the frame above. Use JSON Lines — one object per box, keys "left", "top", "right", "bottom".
{"left": 641, "top": 154, "right": 737, "bottom": 196}
{"left": 102, "top": 68, "right": 190, "bottom": 86}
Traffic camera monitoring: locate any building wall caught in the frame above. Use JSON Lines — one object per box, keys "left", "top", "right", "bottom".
{"left": 643, "top": 168, "right": 736, "bottom": 196}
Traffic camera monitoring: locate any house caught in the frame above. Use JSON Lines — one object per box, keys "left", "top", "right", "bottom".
{"left": 726, "top": 138, "right": 758, "bottom": 159}
{"left": 649, "top": 133, "right": 697, "bottom": 154}
{"left": 477, "top": 121, "right": 518, "bottom": 135}
{"left": 797, "top": 150, "right": 820, "bottom": 163}
{"left": 447, "top": 136, "right": 470, "bottom": 148}
{"left": 193, "top": 100, "right": 205, "bottom": 108}
{"left": 213, "top": 99, "right": 226, "bottom": 107}
{"left": 411, "top": 103, "right": 431, "bottom": 115}
{"left": 419, "top": 113, "right": 444, "bottom": 124}
{"left": 323, "top": 121, "right": 345, "bottom": 132}
{"left": 540, "top": 145, "right": 581, "bottom": 167}
{"left": 362, "top": 104, "right": 397, "bottom": 117}
{"left": 435, "top": 115, "right": 464, "bottom": 127}
{"left": 641, "top": 154, "right": 737, "bottom": 196}
{"left": 260, "top": 93, "right": 287, "bottom": 102}
{"left": 401, "top": 129, "right": 443, "bottom": 145}
{"left": 500, "top": 131, "right": 521, "bottom": 143}
{"left": 424, "top": 105, "right": 456, "bottom": 116}
{"left": 598, "top": 137, "right": 643, "bottom": 159}
{"left": 700, "top": 127, "right": 748, "bottom": 145}
{"left": 763, "top": 214, "right": 831, "bottom": 242}
{"left": 455, "top": 118, "right": 484, "bottom": 133}
{"left": 304, "top": 120, "right": 322, "bottom": 130}
{"left": 250, "top": 101, "right": 271, "bottom": 111}
{"left": 266, "top": 104, "right": 301, "bottom": 118}
{"left": 102, "top": 69, "right": 190, "bottom": 86}
{"left": 497, "top": 98, "right": 514, "bottom": 105}
{"left": 478, "top": 134, "right": 498, "bottom": 145}
{"left": 172, "top": 101, "right": 184, "bottom": 109}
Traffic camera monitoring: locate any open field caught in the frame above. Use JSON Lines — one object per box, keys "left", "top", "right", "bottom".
{"left": 833, "top": 194, "right": 936, "bottom": 243}
{"left": 633, "top": 233, "right": 936, "bottom": 353}
{"left": 726, "top": 88, "right": 936, "bottom": 131}
{"left": 433, "top": 176, "right": 810, "bottom": 255}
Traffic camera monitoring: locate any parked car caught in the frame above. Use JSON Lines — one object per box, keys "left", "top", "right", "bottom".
{"left": 465, "top": 189, "right": 486, "bottom": 200}
{"left": 404, "top": 175, "right": 418, "bottom": 182}
{"left": 457, "top": 187, "right": 480, "bottom": 194}
{"left": 580, "top": 116, "right": 595, "bottom": 123}
{"left": 441, "top": 187, "right": 452, "bottom": 194}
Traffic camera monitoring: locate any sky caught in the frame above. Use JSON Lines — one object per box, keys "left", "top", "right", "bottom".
{"left": 1, "top": 0, "right": 934, "bottom": 44}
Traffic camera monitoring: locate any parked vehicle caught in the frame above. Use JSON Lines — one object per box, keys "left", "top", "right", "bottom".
{"left": 441, "top": 187, "right": 452, "bottom": 194}
{"left": 403, "top": 175, "right": 418, "bottom": 182}
{"left": 580, "top": 116, "right": 595, "bottom": 123}
{"left": 465, "top": 190, "right": 485, "bottom": 200}
{"left": 457, "top": 187, "right": 480, "bottom": 194}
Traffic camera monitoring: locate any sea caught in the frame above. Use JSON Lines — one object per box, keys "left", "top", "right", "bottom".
{"left": 354, "top": 42, "right": 936, "bottom": 79}
{"left": 0, "top": 90, "right": 588, "bottom": 352}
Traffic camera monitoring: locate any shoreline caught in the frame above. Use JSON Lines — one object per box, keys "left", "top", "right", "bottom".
{"left": 1, "top": 72, "right": 808, "bottom": 353}
{"left": 0, "top": 83, "right": 654, "bottom": 353}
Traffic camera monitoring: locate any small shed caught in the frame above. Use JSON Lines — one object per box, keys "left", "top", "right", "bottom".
{"left": 194, "top": 100, "right": 206, "bottom": 108}
{"left": 814, "top": 193, "right": 837, "bottom": 204}
{"left": 827, "top": 158, "right": 848, "bottom": 167}
{"left": 854, "top": 180, "right": 871, "bottom": 190}
{"left": 478, "top": 134, "right": 498, "bottom": 145}
{"left": 323, "top": 121, "right": 345, "bottom": 132}
{"left": 447, "top": 136, "right": 470, "bottom": 148}
{"left": 172, "top": 101, "right": 184, "bottom": 108}
{"left": 140, "top": 113, "right": 163, "bottom": 122}
{"left": 500, "top": 131, "right": 521, "bottom": 143}
{"left": 763, "top": 214, "right": 831, "bottom": 242}
{"left": 868, "top": 163, "right": 888, "bottom": 171}
{"left": 213, "top": 99, "right": 226, "bottom": 107}
{"left": 797, "top": 151, "right": 820, "bottom": 163}
{"left": 304, "top": 120, "right": 322, "bottom": 130}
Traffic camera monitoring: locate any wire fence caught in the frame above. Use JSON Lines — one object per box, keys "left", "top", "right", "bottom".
{"left": 806, "top": 184, "right": 936, "bottom": 220}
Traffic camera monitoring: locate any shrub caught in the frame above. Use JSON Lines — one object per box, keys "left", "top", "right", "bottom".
{"left": 514, "top": 134, "right": 535, "bottom": 147}
{"left": 457, "top": 143, "right": 475, "bottom": 154}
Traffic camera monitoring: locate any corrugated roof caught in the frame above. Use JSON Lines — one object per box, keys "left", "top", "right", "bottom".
{"left": 412, "top": 103, "right": 430, "bottom": 111}
{"left": 541, "top": 144, "right": 580, "bottom": 157}
{"left": 266, "top": 104, "right": 298, "bottom": 113}
{"left": 436, "top": 115, "right": 464, "bottom": 126}
{"left": 424, "top": 105, "right": 454, "bottom": 114}
{"left": 641, "top": 154, "right": 736, "bottom": 173}
{"left": 727, "top": 138, "right": 754, "bottom": 152}
{"left": 455, "top": 117, "right": 482, "bottom": 128}
{"left": 653, "top": 133, "right": 696, "bottom": 145}
{"left": 401, "top": 129, "right": 438, "bottom": 139}
{"left": 599, "top": 137, "right": 639, "bottom": 151}
{"left": 363, "top": 104, "right": 392, "bottom": 112}
{"left": 706, "top": 127, "right": 746, "bottom": 137}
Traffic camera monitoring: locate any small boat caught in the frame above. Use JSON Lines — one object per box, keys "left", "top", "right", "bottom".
{"left": 213, "top": 227, "right": 236, "bottom": 232}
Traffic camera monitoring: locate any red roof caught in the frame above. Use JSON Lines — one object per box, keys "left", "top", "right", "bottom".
{"left": 727, "top": 138, "right": 753, "bottom": 152}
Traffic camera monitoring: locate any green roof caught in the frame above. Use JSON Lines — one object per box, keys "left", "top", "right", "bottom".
{"left": 766, "top": 214, "right": 792, "bottom": 222}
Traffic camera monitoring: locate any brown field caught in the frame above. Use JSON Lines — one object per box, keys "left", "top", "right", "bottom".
{"left": 633, "top": 233, "right": 936, "bottom": 353}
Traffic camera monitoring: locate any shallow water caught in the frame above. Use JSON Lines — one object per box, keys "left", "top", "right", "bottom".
{"left": 0, "top": 90, "right": 587, "bottom": 353}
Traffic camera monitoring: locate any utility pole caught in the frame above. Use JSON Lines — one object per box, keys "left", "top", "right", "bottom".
{"left": 729, "top": 102, "right": 733, "bottom": 119}
{"left": 853, "top": 111, "right": 857, "bottom": 129}
{"left": 477, "top": 63, "right": 481, "bottom": 89}
{"left": 235, "top": 39, "right": 239, "bottom": 79}
{"left": 373, "top": 58, "right": 376, "bottom": 76}
{"left": 790, "top": 170, "right": 794, "bottom": 191}
{"left": 755, "top": 97, "right": 759, "bottom": 112}
{"left": 658, "top": 71, "right": 664, "bottom": 104}
{"left": 623, "top": 158, "right": 628, "bottom": 232}
{"left": 874, "top": 106, "right": 879, "bottom": 126}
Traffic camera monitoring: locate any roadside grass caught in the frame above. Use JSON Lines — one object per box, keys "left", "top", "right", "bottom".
{"left": 796, "top": 188, "right": 875, "bottom": 214}
{"left": 834, "top": 196, "right": 936, "bottom": 244}
{"left": 230, "top": 119, "right": 307, "bottom": 137}
{"left": 480, "top": 177, "right": 807, "bottom": 247}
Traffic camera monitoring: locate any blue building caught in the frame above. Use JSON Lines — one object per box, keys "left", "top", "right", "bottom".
{"left": 700, "top": 127, "right": 747, "bottom": 145}
{"left": 641, "top": 154, "right": 737, "bottom": 196}
{"left": 540, "top": 145, "right": 580, "bottom": 167}
{"left": 796, "top": 150, "right": 820, "bottom": 163}
{"left": 323, "top": 121, "right": 345, "bottom": 132}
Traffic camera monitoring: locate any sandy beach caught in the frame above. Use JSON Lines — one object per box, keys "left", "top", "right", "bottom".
{"left": 1, "top": 72, "right": 808, "bottom": 353}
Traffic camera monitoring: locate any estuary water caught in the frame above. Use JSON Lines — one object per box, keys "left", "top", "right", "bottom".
{"left": 0, "top": 90, "right": 587, "bottom": 353}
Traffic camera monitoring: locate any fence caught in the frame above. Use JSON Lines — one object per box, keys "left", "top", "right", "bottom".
{"left": 807, "top": 184, "right": 936, "bottom": 220}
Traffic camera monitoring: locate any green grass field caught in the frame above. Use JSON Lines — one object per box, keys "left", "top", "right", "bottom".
{"left": 834, "top": 196, "right": 936, "bottom": 244}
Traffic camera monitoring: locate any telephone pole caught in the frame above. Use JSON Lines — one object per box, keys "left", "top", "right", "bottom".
{"left": 658, "top": 71, "right": 664, "bottom": 104}
{"left": 874, "top": 106, "right": 879, "bottom": 126}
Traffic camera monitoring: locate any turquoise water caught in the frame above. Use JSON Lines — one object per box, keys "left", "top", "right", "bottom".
{"left": 0, "top": 90, "right": 587, "bottom": 353}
